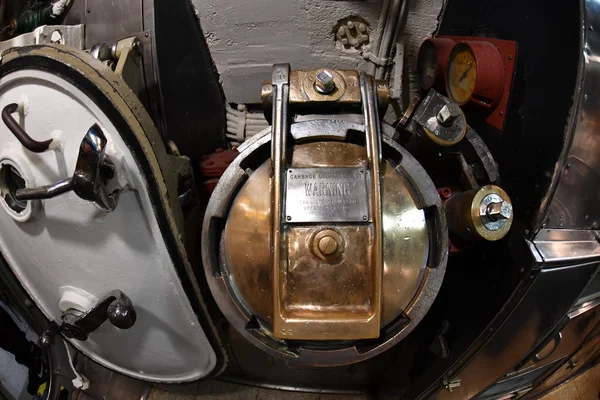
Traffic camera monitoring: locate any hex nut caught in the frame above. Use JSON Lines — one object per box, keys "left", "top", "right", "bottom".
{"left": 315, "top": 70, "right": 336, "bottom": 94}
{"left": 437, "top": 103, "right": 462, "bottom": 126}
{"left": 486, "top": 201, "right": 513, "bottom": 221}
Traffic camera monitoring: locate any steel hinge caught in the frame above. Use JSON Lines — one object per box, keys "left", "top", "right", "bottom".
{"left": 443, "top": 378, "right": 462, "bottom": 392}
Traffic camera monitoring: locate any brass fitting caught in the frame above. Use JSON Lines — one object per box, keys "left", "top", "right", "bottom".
{"left": 261, "top": 68, "right": 390, "bottom": 110}
{"left": 444, "top": 185, "right": 513, "bottom": 241}
{"left": 312, "top": 229, "right": 344, "bottom": 261}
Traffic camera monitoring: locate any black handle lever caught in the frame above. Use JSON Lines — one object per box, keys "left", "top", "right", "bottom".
{"left": 40, "top": 290, "right": 136, "bottom": 349}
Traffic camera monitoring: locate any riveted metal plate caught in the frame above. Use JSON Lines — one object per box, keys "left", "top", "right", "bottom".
{"left": 285, "top": 167, "right": 369, "bottom": 223}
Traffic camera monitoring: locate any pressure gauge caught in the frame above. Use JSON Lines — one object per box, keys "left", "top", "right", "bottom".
{"left": 447, "top": 43, "right": 477, "bottom": 104}
{"left": 446, "top": 41, "right": 506, "bottom": 108}
{"left": 417, "top": 38, "right": 456, "bottom": 90}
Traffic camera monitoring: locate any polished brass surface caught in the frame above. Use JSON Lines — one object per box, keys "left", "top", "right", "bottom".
{"left": 420, "top": 124, "right": 466, "bottom": 147}
{"left": 375, "top": 79, "right": 391, "bottom": 105}
{"left": 263, "top": 70, "right": 387, "bottom": 341}
{"left": 268, "top": 74, "right": 384, "bottom": 341}
{"left": 261, "top": 69, "right": 390, "bottom": 107}
{"left": 319, "top": 236, "right": 338, "bottom": 256}
{"left": 470, "top": 185, "right": 512, "bottom": 240}
{"left": 318, "top": 235, "right": 338, "bottom": 255}
{"left": 445, "top": 185, "right": 513, "bottom": 241}
{"left": 223, "top": 142, "right": 429, "bottom": 331}
{"left": 294, "top": 69, "right": 353, "bottom": 103}
{"left": 284, "top": 225, "right": 374, "bottom": 328}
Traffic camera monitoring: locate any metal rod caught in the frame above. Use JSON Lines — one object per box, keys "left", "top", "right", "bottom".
{"left": 2, "top": 103, "right": 53, "bottom": 153}
{"left": 360, "top": 74, "right": 383, "bottom": 165}
{"left": 375, "top": 0, "right": 406, "bottom": 79}
{"left": 15, "top": 178, "right": 73, "bottom": 201}
{"left": 359, "top": 73, "right": 383, "bottom": 330}
{"left": 271, "top": 63, "right": 290, "bottom": 338}
{"left": 44, "top": 340, "right": 65, "bottom": 400}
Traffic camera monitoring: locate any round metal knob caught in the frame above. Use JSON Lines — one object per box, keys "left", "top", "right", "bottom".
{"left": 39, "top": 332, "right": 53, "bottom": 349}
{"left": 107, "top": 301, "right": 137, "bottom": 329}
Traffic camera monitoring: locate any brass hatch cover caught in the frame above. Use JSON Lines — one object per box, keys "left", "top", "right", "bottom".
{"left": 223, "top": 141, "right": 431, "bottom": 340}
{"left": 202, "top": 64, "right": 447, "bottom": 365}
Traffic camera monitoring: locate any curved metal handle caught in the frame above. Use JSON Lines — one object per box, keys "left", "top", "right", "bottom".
{"left": 2, "top": 103, "right": 53, "bottom": 153}
{"left": 533, "top": 332, "right": 562, "bottom": 362}
{"left": 14, "top": 124, "right": 118, "bottom": 211}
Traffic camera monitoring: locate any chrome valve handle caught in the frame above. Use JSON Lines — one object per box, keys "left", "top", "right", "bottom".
{"left": 15, "top": 124, "right": 118, "bottom": 212}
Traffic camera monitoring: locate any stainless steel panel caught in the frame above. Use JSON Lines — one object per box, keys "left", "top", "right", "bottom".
{"left": 478, "top": 361, "right": 560, "bottom": 400}
{"left": 84, "top": 0, "right": 143, "bottom": 46}
{"left": 515, "top": 300, "right": 600, "bottom": 373}
{"left": 431, "top": 261, "right": 599, "bottom": 400}
{"left": 285, "top": 167, "right": 369, "bottom": 223}
{"left": 524, "top": 337, "right": 600, "bottom": 398}
{"left": 533, "top": 229, "right": 600, "bottom": 263}
{"left": 537, "top": 0, "right": 600, "bottom": 230}
{"left": 569, "top": 298, "right": 600, "bottom": 318}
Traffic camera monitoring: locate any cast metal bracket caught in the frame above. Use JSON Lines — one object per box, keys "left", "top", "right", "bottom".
{"left": 90, "top": 36, "right": 142, "bottom": 96}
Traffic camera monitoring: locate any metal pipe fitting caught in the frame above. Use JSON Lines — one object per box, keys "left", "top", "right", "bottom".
{"left": 444, "top": 185, "right": 513, "bottom": 241}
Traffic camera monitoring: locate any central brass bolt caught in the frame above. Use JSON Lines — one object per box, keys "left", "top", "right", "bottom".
{"left": 318, "top": 235, "right": 338, "bottom": 255}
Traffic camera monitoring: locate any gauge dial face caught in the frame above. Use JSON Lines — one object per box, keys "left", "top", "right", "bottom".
{"left": 447, "top": 44, "right": 477, "bottom": 104}
{"left": 417, "top": 40, "right": 438, "bottom": 90}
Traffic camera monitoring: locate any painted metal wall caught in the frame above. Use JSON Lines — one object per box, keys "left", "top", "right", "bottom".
{"left": 192, "top": 0, "right": 444, "bottom": 104}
